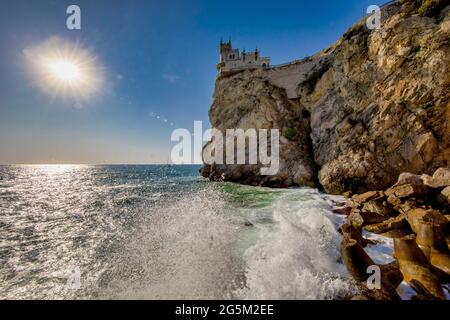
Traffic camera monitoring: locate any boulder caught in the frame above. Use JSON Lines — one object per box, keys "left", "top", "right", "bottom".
{"left": 352, "top": 191, "right": 382, "bottom": 204}
{"left": 431, "top": 167, "right": 450, "bottom": 188}
{"left": 398, "top": 199, "right": 426, "bottom": 214}
{"left": 363, "top": 214, "right": 409, "bottom": 234}
{"left": 421, "top": 174, "right": 435, "bottom": 188}
{"left": 341, "top": 238, "right": 374, "bottom": 283}
{"left": 385, "top": 183, "right": 429, "bottom": 199}
{"left": 415, "top": 221, "right": 450, "bottom": 275}
{"left": 406, "top": 208, "right": 448, "bottom": 234}
{"left": 349, "top": 207, "right": 392, "bottom": 226}
{"left": 341, "top": 236, "right": 401, "bottom": 300}
{"left": 387, "top": 194, "right": 402, "bottom": 207}
{"left": 361, "top": 200, "right": 395, "bottom": 218}
{"left": 341, "top": 223, "right": 364, "bottom": 247}
{"left": 348, "top": 210, "right": 364, "bottom": 228}
{"left": 394, "top": 235, "right": 446, "bottom": 300}
{"left": 437, "top": 186, "right": 450, "bottom": 205}
{"left": 394, "top": 172, "right": 424, "bottom": 187}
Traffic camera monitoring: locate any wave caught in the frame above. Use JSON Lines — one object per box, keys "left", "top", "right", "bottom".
{"left": 235, "top": 188, "right": 357, "bottom": 299}
{"left": 102, "top": 186, "right": 356, "bottom": 300}
{"left": 102, "top": 186, "right": 242, "bottom": 299}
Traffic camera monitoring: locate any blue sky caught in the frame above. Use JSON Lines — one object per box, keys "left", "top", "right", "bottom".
{"left": 0, "top": 0, "right": 387, "bottom": 164}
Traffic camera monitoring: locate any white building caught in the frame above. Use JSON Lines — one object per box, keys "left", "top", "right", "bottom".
{"left": 217, "top": 40, "right": 270, "bottom": 73}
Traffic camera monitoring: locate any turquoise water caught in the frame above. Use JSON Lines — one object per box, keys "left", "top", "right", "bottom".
{"left": 0, "top": 165, "right": 355, "bottom": 299}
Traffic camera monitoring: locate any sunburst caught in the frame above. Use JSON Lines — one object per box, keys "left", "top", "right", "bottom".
{"left": 23, "top": 36, "right": 104, "bottom": 105}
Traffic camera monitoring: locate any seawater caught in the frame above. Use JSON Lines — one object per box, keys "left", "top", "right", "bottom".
{"left": 0, "top": 165, "right": 356, "bottom": 299}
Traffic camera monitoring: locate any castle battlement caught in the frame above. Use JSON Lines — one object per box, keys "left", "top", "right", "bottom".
{"left": 217, "top": 40, "right": 270, "bottom": 73}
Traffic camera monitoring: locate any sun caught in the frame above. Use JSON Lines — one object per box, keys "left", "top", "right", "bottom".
{"left": 49, "top": 60, "right": 82, "bottom": 82}
{"left": 23, "top": 36, "right": 104, "bottom": 104}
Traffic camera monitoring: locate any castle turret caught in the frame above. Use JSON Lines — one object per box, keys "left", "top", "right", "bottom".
{"left": 217, "top": 39, "right": 270, "bottom": 73}
{"left": 220, "top": 39, "right": 233, "bottom": 63}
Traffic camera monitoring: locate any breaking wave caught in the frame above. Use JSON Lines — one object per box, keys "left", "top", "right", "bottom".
{"left": 0, "top": 165, "right": 356, "bottom": 299}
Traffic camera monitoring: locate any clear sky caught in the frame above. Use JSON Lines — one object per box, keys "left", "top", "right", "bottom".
{"left": 0, "top": 0, "right": 387, "bottom": 164}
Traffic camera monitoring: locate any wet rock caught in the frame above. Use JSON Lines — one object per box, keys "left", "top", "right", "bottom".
{"left": 341, "top": 223, "right": 364, "bottom": 247}
{"left": 343, "top": 191, "right": 353, "bottom": 198}
{"left": 380, "top": 261, "right": 404, "bottom": 289}
{"left": 363, "top": 214, "right": 409, "bottom": 234}
{"left": 409, "top": 281, "right": 445, "bottom": 300}
{"left": 341, "top": 237, "right": 374, "bottom": 283}
{"left": 348, "top": 200, "right": 395, "bottom": 226}
{"left": 341, "top": 236, "right": 401, "bottom": 300}
{"left": 361, "top": 200, "right": 395, "bottom": 218}
{"left": 380, "top": 229, "right": 413, "bottom": 239}
{"left": 415, "top": 221, "right": 450, "bottom": 275}
{"left": 352, "top": 191, "right": 381, "bottom": 204}
{"left": 331, "top": 199, "right": 346, "bottom": 207}
{"left": 333, "top": 206, "right": 351, "bottom": 215}
{"left": 406, "top": 208, "right": 448, "bottom": 234}
{"left": 349, "top": 210, "right": 365, "bottom": 228}
{"left": 359, "top": 209, "right": 393, "bottom": 225}
{"left": 394, "top": 235, "right": 446, "bottom": 300}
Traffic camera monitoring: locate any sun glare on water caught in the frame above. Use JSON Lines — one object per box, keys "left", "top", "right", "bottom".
{"left": 23, "top": 36, "right": 104, "bottom": 104}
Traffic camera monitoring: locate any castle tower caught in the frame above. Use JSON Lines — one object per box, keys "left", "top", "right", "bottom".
{"left": 219, "top": 39, "right": 233, "bottom": 63}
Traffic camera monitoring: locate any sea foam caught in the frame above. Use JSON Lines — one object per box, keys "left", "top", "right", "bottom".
{"left": 236, "top": 189, "right": 357, "bottom": 299}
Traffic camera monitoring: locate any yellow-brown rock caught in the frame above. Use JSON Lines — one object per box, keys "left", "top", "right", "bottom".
{"left": 415, "top": 221, "right": 450, "bottom": 275}
{"left": 394, "top": 235, "right": 446, "bottom": 299}
{"left": 406, "top": 208, "right": 448, "bottom": 233}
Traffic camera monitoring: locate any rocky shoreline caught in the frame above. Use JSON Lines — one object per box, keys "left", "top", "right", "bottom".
{"left": 339, "top": 167, "right": 450, "bottom": 299}
{"left": 200, "top": 0, "right": 450, "bottom": 300}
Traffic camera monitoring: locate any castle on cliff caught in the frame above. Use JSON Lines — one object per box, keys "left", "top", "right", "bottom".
{"left": 217, "top": 39, "right": 270, "bottom": 73}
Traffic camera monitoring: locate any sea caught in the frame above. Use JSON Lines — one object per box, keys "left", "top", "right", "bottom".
{"left": 0, "top": 164, "right": 357, "bottom": 300}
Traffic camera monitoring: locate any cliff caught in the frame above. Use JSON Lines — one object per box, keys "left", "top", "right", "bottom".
{"left": 201, "top": 0, "right": 450, "bottom": 194}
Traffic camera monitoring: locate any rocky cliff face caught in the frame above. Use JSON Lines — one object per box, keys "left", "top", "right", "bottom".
{"left": 201, "top": 0, "right": 450, "bottom": 194}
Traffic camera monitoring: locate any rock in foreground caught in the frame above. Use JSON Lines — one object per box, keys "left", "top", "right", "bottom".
{"left": 341, "top": 167, "right": 450, "bottom": 300}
